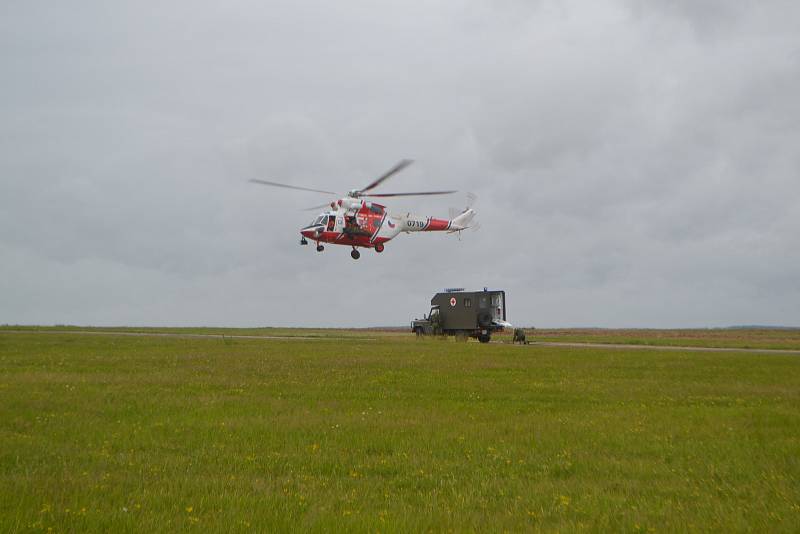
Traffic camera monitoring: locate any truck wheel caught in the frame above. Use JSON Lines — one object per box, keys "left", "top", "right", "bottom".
{"left": 478, "top": 334, "right": 491, "bottom": 343}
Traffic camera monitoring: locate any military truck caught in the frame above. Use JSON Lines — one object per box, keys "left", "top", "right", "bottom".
{"left": 411, "top": 288, "right": 512, "bottom": 343}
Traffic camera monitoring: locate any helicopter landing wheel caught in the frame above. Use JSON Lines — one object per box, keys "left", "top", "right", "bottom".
{"left": 374, "top": 243, "right": 384, "bottom": 253}
{"left": 350, "top": 248, "right": 361, "bottom": 260}
{"left": 316, "top": 244, "right": 324, "bottom": 252}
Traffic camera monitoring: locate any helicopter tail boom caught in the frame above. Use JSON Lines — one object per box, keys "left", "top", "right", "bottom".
{"left": 397, "top": 208, "right": 476, "bottom": 233}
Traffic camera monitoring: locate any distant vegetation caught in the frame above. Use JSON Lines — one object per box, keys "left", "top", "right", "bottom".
{"left": 1, "top": 330, "right": 799, "bottom": 531}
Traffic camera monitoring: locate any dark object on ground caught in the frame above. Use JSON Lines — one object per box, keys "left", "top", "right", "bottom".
{"left": 513, "top": 328, "right": 528, "bottom": 344}
{"left": 412, "top": 288, "right": 511, "bottom": 343}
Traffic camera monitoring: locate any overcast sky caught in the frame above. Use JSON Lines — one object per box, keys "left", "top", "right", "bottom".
{"left": 2, "top": 0, "right": 799, "bottom": 328}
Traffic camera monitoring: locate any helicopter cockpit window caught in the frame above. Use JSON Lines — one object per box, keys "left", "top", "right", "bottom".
{"left": 326, "top": 215, "right": 335, "bottom": 231}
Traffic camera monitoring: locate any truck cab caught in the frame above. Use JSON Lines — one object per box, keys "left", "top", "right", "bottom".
{"left": 411, "top": 305, "right": 441, "bottom": 336}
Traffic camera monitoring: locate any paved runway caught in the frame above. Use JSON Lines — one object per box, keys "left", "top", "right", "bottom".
{"left": 524, "top": 340, "right": 800, "bottom": 355}
{"left": 3, "top": 329, "right": 800, "bottom": 354}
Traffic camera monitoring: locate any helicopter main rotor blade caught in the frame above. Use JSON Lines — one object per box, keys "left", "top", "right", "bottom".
{"left": 302, "top": 202, "right": 334, "bottom": 211}
{"left": 365, "top": 190, "right": 457, "bottom": 197}
{"left": 360, "top": 159, "right": 414, "bottom": 193}
{"left": 249, "top": 179, "right": 337, "bottom": 195}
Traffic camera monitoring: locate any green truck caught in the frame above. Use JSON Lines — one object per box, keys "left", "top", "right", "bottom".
{"left": 411, "top": 288, "right": 512, "bottom": 343}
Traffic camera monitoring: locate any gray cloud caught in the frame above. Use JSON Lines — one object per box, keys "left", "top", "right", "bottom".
{"left": 2, "top": 0, "right": 799, "bottom": 327}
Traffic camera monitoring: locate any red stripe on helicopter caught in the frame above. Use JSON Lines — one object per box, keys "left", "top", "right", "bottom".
{"left": 424, "top": 218, "right": 451, "bottom": 231}
{"left": 329, "top": 232, "right": 388, "bottom": 248}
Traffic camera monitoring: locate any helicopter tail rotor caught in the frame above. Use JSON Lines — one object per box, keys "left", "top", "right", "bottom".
{"left": 448, "top": 192, "right": 478, "bottom": 223}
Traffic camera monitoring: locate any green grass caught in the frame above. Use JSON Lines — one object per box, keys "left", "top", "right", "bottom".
{"left": 528, "top": 328, "right": 800, "bottom": 350}
{"left": 5, "top": 325, "right": 800, "bottom": 350}
{"left": 1, "top": 332, "right": 799, "bottom": 532}
{"left": 0, "top": 325, "right": 403, "bottom": 339}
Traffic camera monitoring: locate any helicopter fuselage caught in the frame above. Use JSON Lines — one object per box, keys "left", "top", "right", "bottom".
{"left": 300, "top": 198, "right": 473, "bottom": 254}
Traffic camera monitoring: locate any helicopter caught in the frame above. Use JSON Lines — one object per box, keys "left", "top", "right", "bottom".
{"left": 250, "top": 160, "right": 476, "bottom": 259}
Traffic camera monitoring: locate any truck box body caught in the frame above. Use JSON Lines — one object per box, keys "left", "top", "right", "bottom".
{"left": 430, "top": 290, "right": 506, "bottom": 330}
{"left": 412, "top": 289, "right": 509, "bottom": 342}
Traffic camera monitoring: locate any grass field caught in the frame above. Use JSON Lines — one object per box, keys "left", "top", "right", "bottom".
{"left": 0, "top": 325, "right": 401, "bottom": 340}
{"left": 4, "top": 325, "right": 800, "bottom": 350}
{"left": 529, "top": 328, "right": 800, "bottom": 351}
{"left": 1, "top": 331, "right": 799, "bottom": 532}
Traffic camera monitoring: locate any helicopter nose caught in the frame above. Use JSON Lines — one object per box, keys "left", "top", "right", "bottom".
{"left": 301, "top": 227, "right": 324, "bottom": 239}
